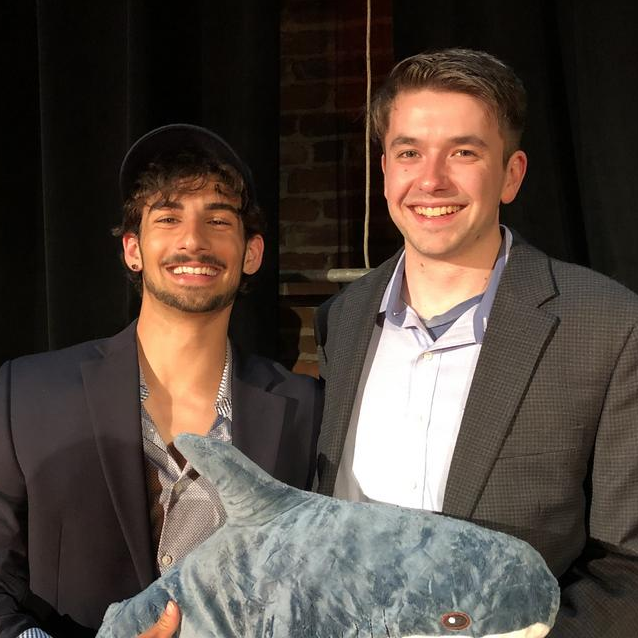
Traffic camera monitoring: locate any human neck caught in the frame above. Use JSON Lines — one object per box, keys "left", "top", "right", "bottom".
{"left": 402, "top": 239, "right": 501, "bottom": 320}
{"left": 135, "top": 301, "right": 231, "bottom": 397}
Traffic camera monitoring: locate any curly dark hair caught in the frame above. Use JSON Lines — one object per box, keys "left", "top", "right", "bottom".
{"left": 112, "top": 151, "right": 265, "bottom": 293}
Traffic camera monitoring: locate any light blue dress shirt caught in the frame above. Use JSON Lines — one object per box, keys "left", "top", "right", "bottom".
{"left": 334, "top": 227, "right": 512, "bottom": 511}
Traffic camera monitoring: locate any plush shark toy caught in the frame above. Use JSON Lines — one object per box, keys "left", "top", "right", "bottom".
{"left": 97, "top": 435, "right": 559, "bottom": 638}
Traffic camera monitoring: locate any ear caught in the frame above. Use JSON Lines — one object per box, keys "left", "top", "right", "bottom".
{"left": 122, "top": 232, "right": 143, "bottom": 271}
{"left": 381, "top": 153, "right": 388, "bottom": 198}
{"left": 243, "top": 234, "right": 264, "bottom": 275}
{"left": 500, "top": 150, "right": 527, "bottom": 204}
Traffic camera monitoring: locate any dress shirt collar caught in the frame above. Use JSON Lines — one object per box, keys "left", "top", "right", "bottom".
{"left": 380, "top": 225, "right": 513, "bottom": 344}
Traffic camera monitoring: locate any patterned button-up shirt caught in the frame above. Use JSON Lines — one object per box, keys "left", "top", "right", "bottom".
{"left": 141, "top": 340, "right": 233, "bottom": 575}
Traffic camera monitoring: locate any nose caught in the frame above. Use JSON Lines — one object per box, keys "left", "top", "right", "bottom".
{"left": 177, "top": 217, "right": 210, "bottom": 252}
{"left": 416, "top": 155, "right": 450, "bottom": 192}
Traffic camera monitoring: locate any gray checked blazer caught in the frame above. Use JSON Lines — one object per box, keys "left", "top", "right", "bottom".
{"left": 314, "top": 236, "right": 638, "bottom": 638}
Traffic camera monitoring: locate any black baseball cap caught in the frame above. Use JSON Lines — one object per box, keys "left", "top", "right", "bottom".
{"left": 119, "top": 123, "right": 256, "bottom": 206}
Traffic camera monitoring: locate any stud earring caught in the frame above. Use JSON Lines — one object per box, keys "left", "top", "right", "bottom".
{"left": 131, "top": 264, "right": 139, "bottom": 271}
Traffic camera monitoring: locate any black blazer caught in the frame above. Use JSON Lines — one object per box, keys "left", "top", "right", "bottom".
{"left": 315, "top": 238, "right": 638, "bottom": 638}
{"left": 0, "top": 322, "right": 322, "bottom": 637}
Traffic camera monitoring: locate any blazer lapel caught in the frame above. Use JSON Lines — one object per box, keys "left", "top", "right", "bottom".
{"left": 81, "top": 322, "right": 155, "bottom": 588}
{"left": 231, "top": 349, "right": 287, "bottom": 476}
{"left": 443, "top": 242, "right": 560, "bottom": 519}
{"left": 317, "top": 254, "right": 400, "bottom": 494}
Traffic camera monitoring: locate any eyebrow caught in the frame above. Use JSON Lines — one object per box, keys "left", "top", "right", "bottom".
{"left": 449, "top": 135, "right": 488, "bottom": 149}
{"left": 388, "top": 136, "right": 418, "bottom": 149}
{"left": 148, "top": 200, "right": 240, "bottom": 214}
{"left": 388, "top": 134, "right": 489, "bottom": 149}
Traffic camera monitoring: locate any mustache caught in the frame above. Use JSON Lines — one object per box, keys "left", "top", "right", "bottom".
{"left": 160, "top": 253, "right": 228, "bottom": 269}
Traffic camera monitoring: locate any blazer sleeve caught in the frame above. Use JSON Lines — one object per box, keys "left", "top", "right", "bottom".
{"left": 0, "top": 361, "right": 43, "bottom": 637}
{"left": 314, "top": 294, "right": 336, "bottom": 383}
{"left": 553, "top": 323, "right": 638, "bottom": 637}
{"left": 300, "top": 373, "right": 324, "bottom": 491}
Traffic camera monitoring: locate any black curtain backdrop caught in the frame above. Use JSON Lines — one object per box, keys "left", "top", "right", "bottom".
{"left": 394, "top": 0, "right": 638, "bottom": 291}
{"left": 4, "top": 2, "right": 636, "bottom": 364}
{"left": 0, "top": 0, "right": 280, "bottom": 364}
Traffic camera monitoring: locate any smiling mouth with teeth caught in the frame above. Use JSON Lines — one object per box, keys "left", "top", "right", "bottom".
{"left": 413, "top": 205, "right": 463, "bottom": 217}
{"left": 171, "top": 265, "right": 218, "bottom": 276}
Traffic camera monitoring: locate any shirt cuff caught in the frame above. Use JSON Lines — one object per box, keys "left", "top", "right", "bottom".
{"left": 17, "top": 629, "right": 53, "bottom": 638}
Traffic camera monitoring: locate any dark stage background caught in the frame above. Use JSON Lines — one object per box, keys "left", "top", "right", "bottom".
{"left": 2, "top": 1, "right": 638, "bottom": 363}
{"left": 0, "top": 0, "right": 280, "bottom": 363}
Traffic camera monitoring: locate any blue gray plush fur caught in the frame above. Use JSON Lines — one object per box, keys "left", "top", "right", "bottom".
{"left": 97, "top": 435, "right": 559, "bottom": 637}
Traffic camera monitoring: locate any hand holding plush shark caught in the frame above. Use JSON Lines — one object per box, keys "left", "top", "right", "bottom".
{"left": 97, "top": 435, "right": 559, "bottom": 638}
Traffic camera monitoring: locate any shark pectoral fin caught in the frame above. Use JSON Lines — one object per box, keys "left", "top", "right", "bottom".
{"left": 174, "top": 433, "right": 306, "bottom": 522}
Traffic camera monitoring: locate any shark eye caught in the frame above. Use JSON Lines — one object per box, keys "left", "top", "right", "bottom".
{"left": 440, "top": 611, "right": 471, "bottom": 631}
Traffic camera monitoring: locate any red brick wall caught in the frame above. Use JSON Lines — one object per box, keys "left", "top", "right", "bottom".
{"left": 279, "top": 0, "right": 397, "bottom": 375}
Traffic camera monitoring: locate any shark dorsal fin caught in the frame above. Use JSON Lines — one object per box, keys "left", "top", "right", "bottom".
{"left": 174, "top": 434, "right": 309, "bottom": 524}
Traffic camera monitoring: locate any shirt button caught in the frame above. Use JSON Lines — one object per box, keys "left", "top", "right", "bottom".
{"left": 161, "top": 554, "right": 173, "bottom": 567}
{"left": 422, "top": 351, "right": 433, "bottom": 361}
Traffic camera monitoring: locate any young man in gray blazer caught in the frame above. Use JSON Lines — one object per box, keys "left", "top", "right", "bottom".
{"left": 0, "top": 125, "right": 322, "bottom": 638}
{"left": 315, "top": 49, "right": 638, "bottom": 637}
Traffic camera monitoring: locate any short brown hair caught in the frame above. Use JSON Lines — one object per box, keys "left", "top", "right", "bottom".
{"left": 371, "top": 48, "right": 527, "bottom": 159}
{"left": 113, "top": 151, "right": 265, "bottom": 292}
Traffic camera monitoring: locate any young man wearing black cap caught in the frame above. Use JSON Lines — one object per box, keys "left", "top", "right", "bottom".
{"left": 0, "top": 125, "right": 322, "bottom": 638}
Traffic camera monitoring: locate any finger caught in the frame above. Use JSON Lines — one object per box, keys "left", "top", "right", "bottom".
{"left": 138, "top": 600, "right": 181, "bottom": 637}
